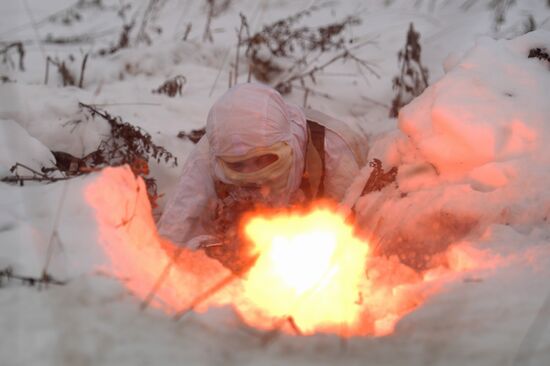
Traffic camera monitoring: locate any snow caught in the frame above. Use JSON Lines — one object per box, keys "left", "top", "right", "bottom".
{"left": 0, "top": 119, "right": 55, "bottom": 177}
{"left": 400, "top": 31, "right": 550, "bottom": 175}
{"left": 1, "top": 0, "right": 550, "bottom": 365}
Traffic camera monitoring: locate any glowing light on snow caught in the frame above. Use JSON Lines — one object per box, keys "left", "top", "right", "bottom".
{"left": 87, "top": 168, "right": 497, "bottom": 337}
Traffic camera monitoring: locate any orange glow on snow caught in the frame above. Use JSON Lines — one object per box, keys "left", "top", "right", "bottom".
{"left": 86, "top": 168, "right": 498, "bottom": 337}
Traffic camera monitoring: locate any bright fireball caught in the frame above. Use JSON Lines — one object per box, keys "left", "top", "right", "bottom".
{"left": 240, "top": 206, "right": 370, "bottom": 335}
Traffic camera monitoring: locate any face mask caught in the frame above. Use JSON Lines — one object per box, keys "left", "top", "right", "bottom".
{"left": 217, "top": 142, "right": 293, "bottom": 198}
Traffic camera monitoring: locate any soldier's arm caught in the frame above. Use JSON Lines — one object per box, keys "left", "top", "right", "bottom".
{"left": 157, "top": 137, "right": 217, "bottom": 248}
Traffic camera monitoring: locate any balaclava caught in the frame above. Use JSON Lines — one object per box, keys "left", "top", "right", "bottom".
{"left": 206, "top": 83, "right": 307, "bottom": 203}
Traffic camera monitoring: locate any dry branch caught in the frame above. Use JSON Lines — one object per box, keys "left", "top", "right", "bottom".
{"left": 44, "top": 55, "right": 88, "bottom": 87}
{"left": 3, "top": 103, "right": 177, "bottom": 209}
{"left": 182, "top": 23, "right": 192, "bottom": 41}
{"left": 2, "top": 163, "right": 69, "bottom": 186}
{"left": 230, "top": 13, "right": 250, "bottom": 87}
{"left": 77, "top": 102, "right": 177, "bottom": 206}
{"left": 0, "top": 266, "right": 66, "bottom": 289}
{"left": 136, "top": 0, "right": 166, "bottom": 45}
{"left": 238, "top": 8, "right": 376, "bottom": 99}
{"left": 152, "top": 75, "right": 187, "bottom": 97}
{"left": 203, "top": 0, "right": 231, "bottom": 43}
{"left": 274, "top": 47, "right": 379, "bottom": 95}
{"left": 97, "top": 21, "right": 135, "bottom": 56}
{"left": 0, "top": 42, "right": 25, "bottom": 71}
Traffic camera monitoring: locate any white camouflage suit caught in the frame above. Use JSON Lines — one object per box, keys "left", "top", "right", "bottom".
{"left": 157, "top": 83, "right": 368, "bottom": 247}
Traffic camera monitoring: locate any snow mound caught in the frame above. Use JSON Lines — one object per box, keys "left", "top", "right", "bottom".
{"left": 0, "top": 84, "right": 111, "bottom": 157}
{"left": 0, "top": 119, "right": 56, "bottom": 177}
{"left": 352, "top": 31, "right": 550, "bottom": 270}
{"left": 0, "top": 174, "right": 106, "bottom": 279}
{"left": 400, "top": 30, "right": 550, "bottom": 175}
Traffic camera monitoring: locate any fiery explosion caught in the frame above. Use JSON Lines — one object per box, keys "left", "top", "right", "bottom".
{"left": 239, "top": 207, "right": 369, "bottom": 335}
{"left": 87, "top": 168, "right": 495, "bottom": 337}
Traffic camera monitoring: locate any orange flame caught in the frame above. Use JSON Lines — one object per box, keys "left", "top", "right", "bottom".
{"left": 238, "top": 207, "right": 370, "bottom": 335}
{"left": 86, "top": 168, "right": 497, "bottom": 337}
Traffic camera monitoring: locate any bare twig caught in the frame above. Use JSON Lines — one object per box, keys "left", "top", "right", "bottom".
{"left": 9, "top": 163, "right": 51, "bottom": 180}
{"left": 1, "top": 175, "right": 70, "bottom": 184}
{"left": 78, "top": 53, "right": 89, "bottom": 88}
{"left": 44, "top": 56, "right": 77, "bottom": 87}
{"left": 202, "top": 0, "right": 230, "bottom": 43}
{"left": 87, "top": 102, "right": 160, "bottom": 106}
{"left": 0, "top": 266, "right": 66, "bottom": 289}
{"left": 0, "top": 42, "right": 25, "bottom": 71}
{"left": 274, "top": 48, "right": 378, "bottom": 94}
{"left": 140, "top": 246, "right": 183, "bottom": 311}
{"left": 182, "top": 23, "right": 192, "bottom": 41}
{"left": 2, "top": 163, "right": 71, "bottom": 185}
{"left": 203, "top": 0, "right": 215, "bottom": 43}
{"left": 208, "top": 46, "right": 232, "bottom": 97}
{"left": 136, "top": 0, "right": 166, "bottom": 45}
{"left": 97, "top": 21, "right": 135, "bottom": 56}
{"left": 302, "top": 88, "right": 310, "bottom": 107}
{"left": 44, "top": 56, "right": 50, "bottom": 84}
{"left": 231, "top": 13, "right": 250, "bottom": 87}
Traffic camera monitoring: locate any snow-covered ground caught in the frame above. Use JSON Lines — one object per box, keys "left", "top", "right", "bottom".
{"left": 1, "top": 0, "right": 550, "bottom": 365}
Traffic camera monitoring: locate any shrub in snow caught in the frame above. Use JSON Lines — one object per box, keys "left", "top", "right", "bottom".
{"left": 238, "top": 5, "right": 375, "bottom": 97}
{"left": 389, "top": 23, "right": 429, "bottom": 118}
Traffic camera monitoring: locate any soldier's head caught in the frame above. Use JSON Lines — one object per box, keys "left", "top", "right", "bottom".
{"left": 206, "top": 83, "right": 307, "bottom": 202}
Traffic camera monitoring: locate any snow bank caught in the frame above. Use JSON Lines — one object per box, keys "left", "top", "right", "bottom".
{"left": 2, "top": 158, "right": 549, "bottom": 363}
{"left": 352, "top": 30, "right": 550, "bottom": 269}
{"left": 0, "top": 174, "right": 105, "bottom": 279}
{"left": 400, "top": 30, "right": 550, "bottom": 176}
{"left": 0, "top": 119, "right": 56, "bottom": 177}
{"left": 0, "top": 83, "right": 110, "bottom": 157}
